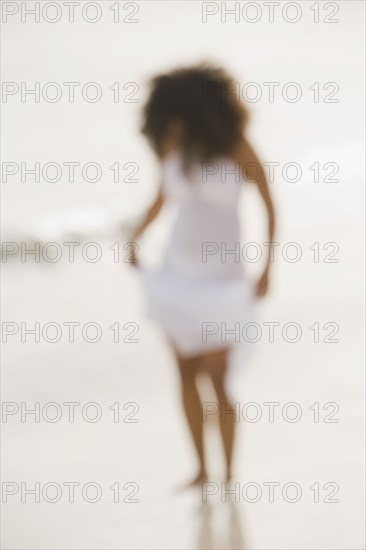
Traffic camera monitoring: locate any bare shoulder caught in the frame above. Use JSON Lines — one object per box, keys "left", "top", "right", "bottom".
{"left": 231, "top": 138, "right": 260, "bottom": 166}
{"left": 230, "top": 138, "right": 263, "bottom": 184}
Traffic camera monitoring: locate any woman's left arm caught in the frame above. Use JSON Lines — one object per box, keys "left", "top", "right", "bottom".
{"left": 128, "top": 187, "right": 165, "bottom": 266}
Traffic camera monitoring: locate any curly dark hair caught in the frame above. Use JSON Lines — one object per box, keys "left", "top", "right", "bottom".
{"left": 141, "top": 64, "right": 248, "bottom": 166}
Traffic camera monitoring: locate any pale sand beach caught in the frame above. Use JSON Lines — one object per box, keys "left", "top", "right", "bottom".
{"left": 2, "top": 215, "right": 364, "bottom": 549}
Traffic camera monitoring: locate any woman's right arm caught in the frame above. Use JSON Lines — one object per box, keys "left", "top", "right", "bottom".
{"left": 233, "top": 138, "right": 276, "bottom": 297}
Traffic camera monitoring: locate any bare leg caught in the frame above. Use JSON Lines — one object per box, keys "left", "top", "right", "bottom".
{"left": 200, "top": 349, "right": 235, "bottom": 481}
{"left": 175, "top": 352, "right": 207, "bottom": 483}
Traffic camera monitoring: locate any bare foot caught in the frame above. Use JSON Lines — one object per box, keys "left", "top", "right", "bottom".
{"left": 187, "top": 471, "right": 208, "bottom": 487}
{"left": 225, "top": 472, "right": 232, "bottom": 483}
{"left": 175, "top": 471, "right": 208, "bottom": 492}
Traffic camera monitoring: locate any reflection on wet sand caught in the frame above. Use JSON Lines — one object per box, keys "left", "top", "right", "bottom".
{"left": 196, "top": 495, "right": 246, "bottom": 550}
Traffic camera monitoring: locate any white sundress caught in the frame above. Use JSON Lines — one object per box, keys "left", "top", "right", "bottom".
{"left": 139, "top": 151, "right": 257, "bottom": 359}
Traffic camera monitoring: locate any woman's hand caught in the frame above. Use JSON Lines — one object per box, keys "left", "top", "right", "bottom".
{"left": 125, "top": 238, "right": 139, "bottom": 268}
{"left": 256, "top": 266, "right": 270, "bottom": 298}
{"left": 129, "top": 245, "right": 139, "bottom": 267}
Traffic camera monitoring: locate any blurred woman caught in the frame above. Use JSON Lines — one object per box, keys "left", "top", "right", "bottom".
{"left": 130, "top": 65, "right": 276, "bottom": 485}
